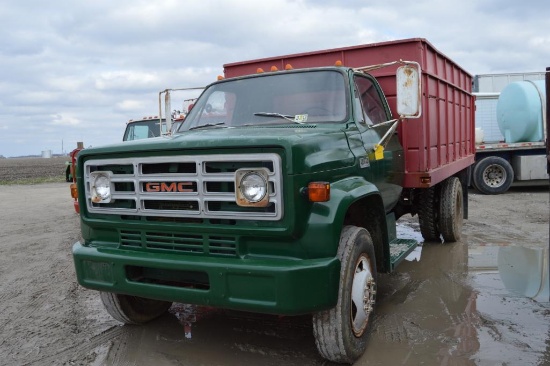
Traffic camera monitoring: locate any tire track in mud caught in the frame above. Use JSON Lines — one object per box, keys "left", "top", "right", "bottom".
{"left": 372, "top": 313, "right": 409, "bottom": 343}
{"left": 0, "top": 261, "right": 82, "bottom": 362}
{"left": 24, "top": 325, "right": 127, "bottom": 365}
{"left": 0, "top": 183, "right": 91, "bottom": 364}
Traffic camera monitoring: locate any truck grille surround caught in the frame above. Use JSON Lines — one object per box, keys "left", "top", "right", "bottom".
{"left": 84, "top": 153, "right": 283, "bottom": 221}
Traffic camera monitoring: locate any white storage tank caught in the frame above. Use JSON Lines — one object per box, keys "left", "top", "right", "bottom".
{"left": 41, "top": 150, "right": 52, "bottom": 158}
{"left": 496, "top": 80, "right": 546, "bottom": 143}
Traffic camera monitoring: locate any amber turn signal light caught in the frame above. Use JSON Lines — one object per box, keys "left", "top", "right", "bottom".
{"left": 70, "top": 183, "right": 78, "bottom": 199}
{"left": 308, "top": 182, "right": 330, "bottom": 202}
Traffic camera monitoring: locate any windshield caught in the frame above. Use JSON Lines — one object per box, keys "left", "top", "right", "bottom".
{"left": 123, "top": 119, "right": 167, "bottom": 141}
{"left": 181, "top": 70, "right": 348, "bottom": 131}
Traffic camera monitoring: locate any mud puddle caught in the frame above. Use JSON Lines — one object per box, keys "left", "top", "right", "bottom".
{"left": 87, "top": 229, "right": 550, "bottom": 366}
{"left": 364, "top": 245, "right": 549, "bottom": 365}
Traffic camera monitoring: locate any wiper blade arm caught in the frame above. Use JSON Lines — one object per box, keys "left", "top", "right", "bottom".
{"left": 188, "top": 122, "right": 225, "bottom": 131}
{"left": 254, "top": 112, "right": 305, "bottom": 124}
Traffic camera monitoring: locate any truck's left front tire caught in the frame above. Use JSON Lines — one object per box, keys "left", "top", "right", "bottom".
{"left": 100, "top": 292, "right": 172, "bottom": 325}
{"left": 312, "top": 226, "right": 377, "bottom": 364}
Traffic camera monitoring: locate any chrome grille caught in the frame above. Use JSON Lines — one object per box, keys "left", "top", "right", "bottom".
{"left": 84, "top": 153, "right": 283, "bottom": 220}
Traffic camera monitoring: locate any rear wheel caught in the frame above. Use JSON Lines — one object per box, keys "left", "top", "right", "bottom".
{"left": 100, "top": 292, "right": 172, "bottom": 324}
{"left": 438, "top": 177, "right": 463, "bottom": 242}
{"left": 417, "top": 186, "right": 441, "bottom": 242}
{"left": 312, "top": 226, "right": 377, "bottom": 364}
{"left": 473, "top": 156, "right": 514, "bottom": 194}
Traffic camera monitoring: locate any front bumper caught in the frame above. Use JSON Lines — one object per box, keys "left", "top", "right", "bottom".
{"left": 73, "top": 242, "right": 340, "bottom": 315}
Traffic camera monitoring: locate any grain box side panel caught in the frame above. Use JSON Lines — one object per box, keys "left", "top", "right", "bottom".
{"left": 222, "top": 39, "right": 475, "bottom": 188}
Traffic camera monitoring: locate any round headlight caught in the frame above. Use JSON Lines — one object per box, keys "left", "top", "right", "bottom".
{"left": 95, "top": 175, "right": 111, "bottom": 199}
{"left": 240, "top": 172, "right": 267, "bottom": 203}
{"left": 91, "top": 172, "right": 112, "bottom": 203}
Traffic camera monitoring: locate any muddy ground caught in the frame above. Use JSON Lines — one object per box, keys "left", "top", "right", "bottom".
{"left": 0, "top": 183, "right": 549, "bottom": 366}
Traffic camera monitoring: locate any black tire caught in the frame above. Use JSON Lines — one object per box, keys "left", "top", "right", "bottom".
{"left": 438, "top": 177, "right": 463, "bottom": 242}
{"left": 472, "top": 156, "right": 514, "bottom": 195}
{"left": 312, "top": 226, "right": 377, "bottom": 364}
{"left": 417, "top": 186, "right": 441, "bottom": 242}
{"left": 65, "top": 164, "right": 71, "bottom": 182}
{"left": 100, "top": 292, "right": 172, "bottom": 325}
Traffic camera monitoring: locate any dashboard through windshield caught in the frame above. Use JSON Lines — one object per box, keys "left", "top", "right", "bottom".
{"left": 180, "top": 70, "right": 348, "bottom": 131}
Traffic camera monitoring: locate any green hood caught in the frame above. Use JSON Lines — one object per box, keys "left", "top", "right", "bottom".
{"left": 79, "top": 124, "right": 358, "bottom": 175}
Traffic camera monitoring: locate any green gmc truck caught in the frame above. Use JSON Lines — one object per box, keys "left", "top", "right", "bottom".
{"left": 72, "top": 38, "right": 475, "bottom": 363}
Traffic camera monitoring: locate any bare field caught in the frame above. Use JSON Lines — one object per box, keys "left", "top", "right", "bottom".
{"left": 0, "top": 156, "right": 69, "bottom": 184}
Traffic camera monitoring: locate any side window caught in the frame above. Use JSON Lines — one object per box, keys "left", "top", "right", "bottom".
{"left": 354, "top": 76, "right": 388, "bottom": 125}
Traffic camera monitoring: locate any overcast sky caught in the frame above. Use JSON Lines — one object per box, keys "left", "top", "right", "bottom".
{"left": 1, "top": 0, "right": 548, "bottom": 157}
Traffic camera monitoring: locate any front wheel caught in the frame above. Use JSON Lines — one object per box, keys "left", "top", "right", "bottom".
{"left": 473, "top": 156, "right": 514, "bottom": 194}
{"left": 100, "top": 292, "right": 172, "bottom": 325}
{"left": 312, "top": 226, "right": 377, "bottom": 364}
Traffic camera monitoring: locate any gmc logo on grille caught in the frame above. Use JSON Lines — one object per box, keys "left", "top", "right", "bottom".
{"left": 145, "top": 182, "right": 194, "bottom": 193}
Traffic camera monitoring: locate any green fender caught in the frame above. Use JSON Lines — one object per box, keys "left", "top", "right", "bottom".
{"left": 301, "top": 176, "right": 387, "bottom": 259}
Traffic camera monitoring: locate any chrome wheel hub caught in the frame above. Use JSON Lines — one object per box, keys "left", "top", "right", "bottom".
{"left": 350, "top": 255, "right": 376, "bottom": 336}
{"left": 483, "top": 164, "right": 506, "bottom": 187}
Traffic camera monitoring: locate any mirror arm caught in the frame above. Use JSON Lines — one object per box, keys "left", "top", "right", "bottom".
{"left": 368, "top": 119, "right": 401, "bottom": 161}
{"left": 375, "top": 119, "right": 400, "bottom": 148}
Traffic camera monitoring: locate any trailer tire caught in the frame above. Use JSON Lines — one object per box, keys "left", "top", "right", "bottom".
{"left": 417, "top": 186, "right": 441, "bottom": 242}
{"left": 438, "top": 177, "right": 463, "bottom": 242}
{"left": 312, "top": 226, "right": 377, "bottom": 364}
{"left": 65, "top": 165, "right": 71, "bottom": 182}
{"left": 100, "top": 292, "right": 172, "bottom": 325}
{"left": 473, "top": 156, "right": 514, "bottom": 195}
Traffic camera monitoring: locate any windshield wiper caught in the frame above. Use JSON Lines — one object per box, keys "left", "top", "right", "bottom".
{"left": 188, "top": 122, "right": 225, "bottom": 131}
{"left": 253, "top": 112, "right": 305, "bottom": 124}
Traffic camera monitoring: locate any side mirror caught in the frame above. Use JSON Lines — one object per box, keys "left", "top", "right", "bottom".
{"left": 396, "top": 63, "right": 422, "bottom": 118}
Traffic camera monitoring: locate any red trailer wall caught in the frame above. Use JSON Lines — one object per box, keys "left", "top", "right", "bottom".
{"left": 223, "top": 39, "right": 475, "bottom": 188}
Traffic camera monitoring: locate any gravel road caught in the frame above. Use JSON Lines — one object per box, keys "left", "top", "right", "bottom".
{"left": 0, "top": 183, "right": 548, "bottom": 365}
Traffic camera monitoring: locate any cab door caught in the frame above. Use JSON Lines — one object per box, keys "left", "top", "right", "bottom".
{"left": 353, "top": 73, "right": 404, "bottom": 212}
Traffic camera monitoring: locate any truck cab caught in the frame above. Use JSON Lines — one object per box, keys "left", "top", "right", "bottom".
{"left": 122, "top": 117, "right": 168, "bottom": 141}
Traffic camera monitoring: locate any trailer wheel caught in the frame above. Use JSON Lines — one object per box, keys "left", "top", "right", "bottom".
{"left": 473, "top": 156, "right": 514, "bottom": 195}
{"left": 438, "top": 177, "right": 463, "bottom": 242}
{"left": 417, "top": 186, "right": 441, "bottom": 242}
{"left": 100, "top": 292, "right": 172, "bottom": 325}
{"left": 312, "top": 226, "right": 377, "bottom": 364}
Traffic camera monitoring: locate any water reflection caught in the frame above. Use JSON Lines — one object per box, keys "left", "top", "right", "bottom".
{"left": 498, "top": 246, "right": 549, "bottom": 301}
{"left": 358, "top": 228, "right": 550, "bottom": 366}
{"left": 93, "top": 221, "right": 550, "bottom": 366}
